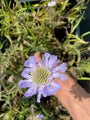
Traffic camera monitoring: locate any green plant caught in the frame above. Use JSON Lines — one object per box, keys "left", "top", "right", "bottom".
{"left": 0, "top": 0, "right": 90, "bottom": 119}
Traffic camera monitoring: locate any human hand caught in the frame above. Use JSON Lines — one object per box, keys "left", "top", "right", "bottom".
{"left": 34, "top": 52, "right": 75, "bottom": 102}
{"left": 35, "top": 52, "right": 90, "bottom": 120}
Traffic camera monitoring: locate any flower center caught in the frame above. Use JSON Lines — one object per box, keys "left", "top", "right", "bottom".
{"left": 33, "top": 67, "right": 50, "bottom": 85}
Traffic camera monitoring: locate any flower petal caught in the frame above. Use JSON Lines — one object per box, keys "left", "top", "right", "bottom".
{"left": 36, "top": 114, "right": 44, "bottom": 119}
{"left": 48, "top": 55, "right": 58, "bottom": 68}
{"left": 44, "top": 52, "right": 51, "bottom": 67}
{"left": 37, "top": 92, "right": 41, "bottom": 103}
{"left": 24, "top": 56, "right": 37, "bottom": 70}
{"left": 19, "top": 52, "right": 68, "bottom": 103}
{"left": 37, "top": 85, "right": 47, "bottom": 103}
{"left": 40, "top": 60, "right": 45, "bottom": 66}
{"left": 44, "top": 81, "right": 61, "bottom": 96}
{"left": 29, "top": 56, "right": 36, "bottom": 64}
{"left": 48, "top": 1, "right": 56, "bottom": 7}
{"left": 18, "top": 80, "right": 33, "bottom": 88}
{"left": 24, "top": 85, "right": 37, "bottom": 97}
{"left": 24, "top": 59, "right": 30, "bottom": 67}
{"left": 48, "top": 76, "right": 53, "bottom": 81}
{"left": 21, "top": 68, "right": 32, "bottom": 79}
{"left": 53, "top": 63, "right": 67, "bottom": 73}
{"left": 52, "top": 72, "right": 67, "bottom": 81}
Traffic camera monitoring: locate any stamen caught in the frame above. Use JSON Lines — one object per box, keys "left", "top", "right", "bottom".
{"left": 33, "top": 67, "right": 50, "bottom": 85}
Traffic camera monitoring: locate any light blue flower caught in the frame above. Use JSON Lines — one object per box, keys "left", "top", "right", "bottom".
{"left": 48, "top": 1, "right": 56, "bottom": 7}
{"left": 36, "top": 114, "right": 44, "bottom": 119}
{"left": 18, "top": 52, "right": 67, "bottom": 103}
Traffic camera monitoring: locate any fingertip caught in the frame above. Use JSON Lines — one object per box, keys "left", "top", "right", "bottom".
{"left": 34, "top": 52, "right": 41, "bottom": 63}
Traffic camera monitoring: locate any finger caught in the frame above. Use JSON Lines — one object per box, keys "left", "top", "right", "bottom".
{"left": 34, "top": 52, "right": 41, "bottom": 63}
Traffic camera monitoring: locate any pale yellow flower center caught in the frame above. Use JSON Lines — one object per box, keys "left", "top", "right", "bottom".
{"left": 33, "top": 67, "right": 50, "bottom": 85}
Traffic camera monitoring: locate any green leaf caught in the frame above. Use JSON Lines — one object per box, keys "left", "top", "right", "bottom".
{"left": 41, "top": 106, "right": 52, "bottom": 118}
{"left": 81, "top": 31, "right": 90, "bottom": 39}
{"left": 71, "top": 16, "right": 83, "bottom": 33}
{"left": 61, "top": 0, "right": 69, "bottom": 11}
{"left": 5, "top": 35, "right": 12, "bottom": 45}
{"left": 0, "top": 40, "right": 6, "bottom": 50}
{"left": 3, "top": 111, "right": 13, "bottom": 120}
{"left": 37, "top": 0, "right": 49, "bottom": 11}
{"left": 16, "top": 8, "right": 27, "bottom": 13}
{"left": 4, "top": 0, "right": 11, "bottom": 10}
{"left": 27, "top": 36, "right": 35, "bottom": 40}
{"left": 78, "top": 77, "right": 90, "bottom": 80}
{"left": 22, "top": 47, "right": 32, "bottom": 53}
{"left": 28, "top": 2, "right": 35, "bottom": 13}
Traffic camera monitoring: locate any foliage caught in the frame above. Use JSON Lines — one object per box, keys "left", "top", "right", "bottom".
{"left": 0, "top": 0, "right": 90, "bottom": 119}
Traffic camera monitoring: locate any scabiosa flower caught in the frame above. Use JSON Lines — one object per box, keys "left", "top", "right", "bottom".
{"left": 36, "top": 114, "right": 44, "bottom": 119}
{"left": 18, "top": 52, "right": 67, "bottom": 103}
{"left": 48, "top": 1, "right": 56, "bottom": 7}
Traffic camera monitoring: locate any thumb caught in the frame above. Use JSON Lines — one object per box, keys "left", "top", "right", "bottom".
{"left": 34, "top": 52, "right": 41, "bottom": 63}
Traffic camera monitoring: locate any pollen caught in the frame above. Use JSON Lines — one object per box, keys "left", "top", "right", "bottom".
{"left": 33, "top": 67, "right": 50, "bottom": 85}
